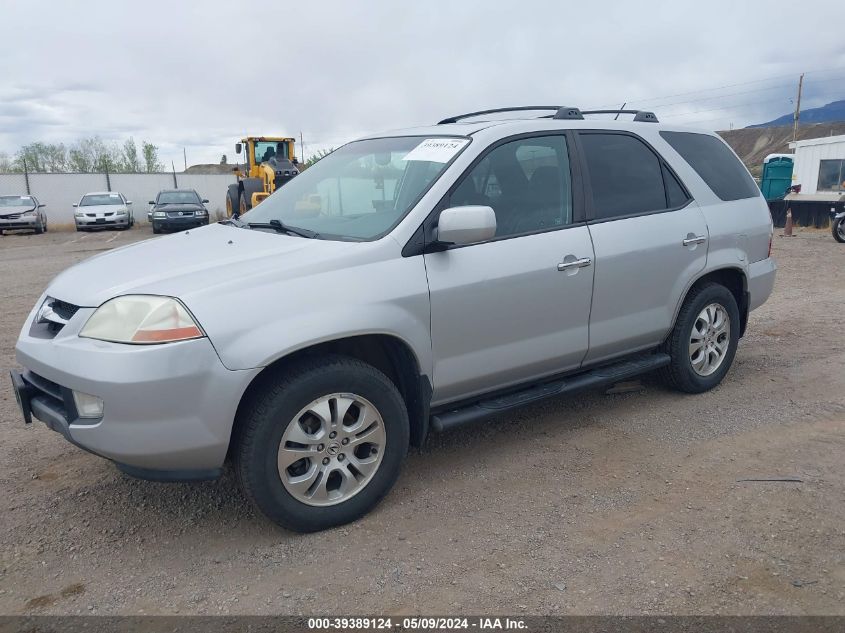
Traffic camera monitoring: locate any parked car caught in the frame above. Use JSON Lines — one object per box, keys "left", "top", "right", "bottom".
{"left": 11, "top": 106, "right": 776, "bottom": 532}
{"left": 148, "top": 189, "right": 209, "bottom": 233}
{"left": 0, "top": 195, "right": 47, "bottom": 235}
{"left": 74, "top": 192, "right": 134, "bottom": 231}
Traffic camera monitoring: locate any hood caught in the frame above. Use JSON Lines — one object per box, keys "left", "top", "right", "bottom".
{"left": 0, "top": 205, "right": 35, "bottom": 217}
{"left": 46, "top": 223, "right": 361, "bottom": 307}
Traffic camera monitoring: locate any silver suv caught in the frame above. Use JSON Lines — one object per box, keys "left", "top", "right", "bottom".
{"left": 11, "top": 106, "right": 776, "bottom": 532}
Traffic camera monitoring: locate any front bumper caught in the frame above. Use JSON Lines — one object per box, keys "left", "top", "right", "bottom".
{"left": 13, "top": 304, "right": 260, "bottom": 475}
{"left": 0, "top": 216, "right": 38, "bottom": 229}
{"left": 153, "top": 216, "right": 209, "bottom": 230}
{"left": 748, "top": 257, "right": 777, "bottom": 311}
{"left": 75, "top": 216, "right": 130, "bottom": 228}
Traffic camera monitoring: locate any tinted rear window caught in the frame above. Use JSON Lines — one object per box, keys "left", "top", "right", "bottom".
{"left": 660, "top": 131, "right": 759, "bottom": 201}
{"left": 580, "top": 133, "right": 667, "bottom": 219}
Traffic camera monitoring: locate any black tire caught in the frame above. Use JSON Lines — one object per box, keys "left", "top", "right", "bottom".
{"left": 239, "top": 191, "right": 249, "bottom": 216}
{"left": 234, "top": 355, "right": 410, "bottom": 533}
{"left": 660, "top": 282, "right": 740, "bottom": 394}
{"left": 34, "top": 220, "right": 44, "bottom": 235}
{"left": 832, "top": 218, "right": 845, "bottom": 243}
{"left": 226, "top": 188, "right": 239, "bottom": 217}
{"left": 152, "top": 223, "right": 161, "bottom": 234}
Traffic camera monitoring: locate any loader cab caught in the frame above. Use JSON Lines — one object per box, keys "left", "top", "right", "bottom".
{"left": 235, "top": 138, "right": 296, "bottom": 175}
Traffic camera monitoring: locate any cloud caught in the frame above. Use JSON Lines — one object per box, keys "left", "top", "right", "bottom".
{"left": 0, "top": 0, "right": 843, "bottom": 166}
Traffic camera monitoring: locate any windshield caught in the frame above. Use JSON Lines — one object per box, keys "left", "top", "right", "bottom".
{"left": 157, "top": 191, "right": 201, "bottom": 204}
{"left": 242, "top": 136, "right": 469, "bottom": 240}
{"left": 80, "top": 193, "right": 123, "bottom": 206}
{"left": 0, "top": 196, "right": 35, "bottom": 208}
{"left": 254, "top": 141, "right": 290, "bottom": 164}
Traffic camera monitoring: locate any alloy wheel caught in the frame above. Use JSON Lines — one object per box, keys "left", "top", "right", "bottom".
{"left": 689, "top": 303, "right": 731, "bottom": 377}
{"left": 277, "top": 393, "right": 386, "bottom": 507}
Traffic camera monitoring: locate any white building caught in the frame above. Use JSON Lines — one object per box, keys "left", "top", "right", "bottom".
{"left": 788, "top": 134, "right": 845, "bottom": 200}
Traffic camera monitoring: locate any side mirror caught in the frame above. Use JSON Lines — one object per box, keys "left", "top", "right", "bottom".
{"left": 202, "top": 199, "right": 209, "bottom": 204}
{"left": 148, "top": 200, "right": 155, "bottom": 205}
{"left": 38, "top": 204, "right": 45, "bottom": 208}
{"left": 436, "top": 206, "right": 497, "bottom": 246}
{"left": 235, "top": 143, "right": 242, "bottom": 155}
{"left": 72, "top": 203, "right": 78, "bottom": 207}
{"left": 126, "top": 201, "right": 133, "bottom": 205}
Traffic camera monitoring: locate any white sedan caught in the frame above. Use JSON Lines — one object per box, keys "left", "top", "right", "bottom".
{"left": 73, "top": 192, "right": 135, "bottom": 231}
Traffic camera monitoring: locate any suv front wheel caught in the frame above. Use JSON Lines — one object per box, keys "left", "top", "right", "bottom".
{"left": 234, "top": 355, "right": 409, "bottom": 532}
{"left": 661, "top": 282, "right": 740, "bottom": 393}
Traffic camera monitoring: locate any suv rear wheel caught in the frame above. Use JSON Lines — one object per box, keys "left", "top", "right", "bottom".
{"left": 234, "top": 355, "right": 409, "bottom": 532}
{"left": 661, "top": 282, "right": 740, "bottom": 393}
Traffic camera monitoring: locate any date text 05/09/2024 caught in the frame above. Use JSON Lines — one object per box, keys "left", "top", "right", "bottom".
{"left": 307, "top": 617, "right": 528, "bottom": 630}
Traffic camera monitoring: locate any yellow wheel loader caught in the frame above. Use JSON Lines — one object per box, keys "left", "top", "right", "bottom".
{"left": 226, "top": 136, "right": 300, "bottom": 216}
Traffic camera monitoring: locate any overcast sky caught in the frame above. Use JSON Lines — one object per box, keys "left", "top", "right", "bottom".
{"left": 1, "top": 0, "right": 843, "bottom": 168}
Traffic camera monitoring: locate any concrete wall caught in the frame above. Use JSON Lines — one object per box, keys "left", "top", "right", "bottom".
{"left": 0, "top": 173, "right": 237, "bottom": 224}
{"left": 790, "top": 135, "right": 845, "bottom": 195}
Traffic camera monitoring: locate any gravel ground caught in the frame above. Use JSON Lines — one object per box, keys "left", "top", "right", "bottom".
{"left": 0, "top": 226, "right": 843, "bottom": 616}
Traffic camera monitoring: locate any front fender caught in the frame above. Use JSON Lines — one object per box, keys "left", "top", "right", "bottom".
{"left": 196, "top": 254, "right": 433, "bottom": 379}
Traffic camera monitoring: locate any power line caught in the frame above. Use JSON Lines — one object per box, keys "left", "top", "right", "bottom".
{"left": 633, "top": 74, "right": 844, "bottom": 111}
{"left": 587, "top": 66, "right": 845, "bottom": 110}
{"left": 664, "top": 86, "right": 843, "bottom": 124}
{"left": 661, "top": 97, "right": 794, "bottom": 119}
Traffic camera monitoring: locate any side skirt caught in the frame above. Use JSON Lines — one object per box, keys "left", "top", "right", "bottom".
{"left": 430, "top": 353, "right": 670, "bottom": 433}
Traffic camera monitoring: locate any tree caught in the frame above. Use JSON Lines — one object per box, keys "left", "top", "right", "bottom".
{"left": 122, "top": 137, "right": 141, "bottom": 172}
{"left": 220, "top": 154, "right": 227, "bottom": 165}
{"left": 4, "top": 136, "right": 162, "bottom": 173}
{"left": 142, "top": 142, "right": 163, "bottom": 173}
{"left": 304, "top": 148, "right": 333, "bottom": 168}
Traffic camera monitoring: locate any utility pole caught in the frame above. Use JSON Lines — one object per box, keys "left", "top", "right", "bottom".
{"left": 300, "top": 131, "right": 305, "bottom": 164}
{"left": 792, "top": 73, "right": 804, "bottom": 144}
{"left": 183, "top": 147, "right": 187, "bottom": 171}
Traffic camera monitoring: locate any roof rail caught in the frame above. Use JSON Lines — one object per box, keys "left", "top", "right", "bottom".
{"left": 437, "top": 106, "right": 658, "bottom": 124}
{"left": 438, "top": 106, "right": 575, "bottom": 124}
{"left": 580, "top": 109, "right": 659, "bottom": 123}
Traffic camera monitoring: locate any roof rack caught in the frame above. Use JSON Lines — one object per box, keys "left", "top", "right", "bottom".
{"left": 437, "top": 106, "right": 658, "bottom": 124}
{"left": 438, "top": 106, "right": 576, "bottom": 124}
{"left": 580, "top": 109, "right": 658, "bottom": 122}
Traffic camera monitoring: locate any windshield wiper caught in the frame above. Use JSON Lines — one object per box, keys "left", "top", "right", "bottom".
{"left": 248, "top": 219, "right": 319, "bottom": 239}
{"left": 219, "top": 215, "right": 248, "bottom": 227}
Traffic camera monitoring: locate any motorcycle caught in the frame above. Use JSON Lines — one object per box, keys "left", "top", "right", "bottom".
{"left": 832, "top": 208, "right": 845, "bottom": 243}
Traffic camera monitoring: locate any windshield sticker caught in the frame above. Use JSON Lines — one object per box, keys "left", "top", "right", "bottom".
{"left": 402, "top": 138, "right": 469, "bottom": 163}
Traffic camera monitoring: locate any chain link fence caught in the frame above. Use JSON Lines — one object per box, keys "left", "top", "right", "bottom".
{"left": 0, "top": 172, "right": 237, "bottom": 227}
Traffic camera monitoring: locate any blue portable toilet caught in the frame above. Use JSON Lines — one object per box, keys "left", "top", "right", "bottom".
{"left": 760, "top": 154, "right": 794, "bottom": 201}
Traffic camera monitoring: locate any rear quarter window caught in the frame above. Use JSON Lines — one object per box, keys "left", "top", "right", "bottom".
{"left": 660, "top": 131, "right": 759, "bottom": 201}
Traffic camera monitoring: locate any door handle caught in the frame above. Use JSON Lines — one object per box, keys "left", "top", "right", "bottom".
{"left": 557, "top": 257, "right": 592, "bottom": 271}
{"left": 682, "top": 235, "right": 707, "bottom": 246}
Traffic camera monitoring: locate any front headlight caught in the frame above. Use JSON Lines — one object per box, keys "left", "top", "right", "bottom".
{"left": 153, "top": 211, "right": 166, "bottom": 218}
{"left": 196, "top": 208, "right": 207, "bottom": 215}
{"left": 79, "top": 295, "right": 204, "bottom": 344}
{"left": 116, "top": 208, "right": 127, "bottom": 215}
{"left": 22, "top": 210, "right": 36, "bottom": 216}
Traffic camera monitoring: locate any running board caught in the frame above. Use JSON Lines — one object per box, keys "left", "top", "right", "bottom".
{"left": 430, "top": 353, "right": 670, "bottom": 433}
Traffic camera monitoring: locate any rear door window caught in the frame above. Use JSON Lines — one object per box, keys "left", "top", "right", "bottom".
{"left": 660, "top": 131, "right": 759, "bottom": 201}
{"left": 579, "top": 133, "right": 670, "bottom": 220}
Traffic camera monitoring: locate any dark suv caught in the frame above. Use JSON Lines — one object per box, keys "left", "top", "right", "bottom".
{"left": 148, "top": 189, "right": 209, "bottom": 233}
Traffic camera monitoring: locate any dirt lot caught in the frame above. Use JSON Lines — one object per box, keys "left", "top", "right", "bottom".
{"left": 0, "top": 227, "right": 843, "bottom": 616}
